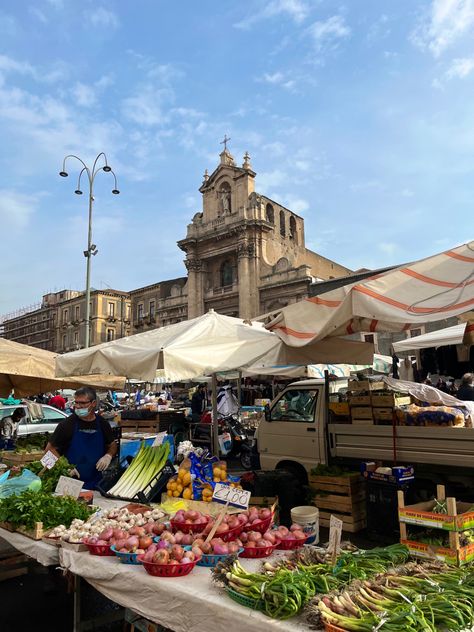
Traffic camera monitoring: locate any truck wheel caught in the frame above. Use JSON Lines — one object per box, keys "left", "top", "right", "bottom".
{"left": 240, "top": 452, "right": 253, "bottom": 470}
{"left": 276, "top": 462, "right": 308, "bottom": 486}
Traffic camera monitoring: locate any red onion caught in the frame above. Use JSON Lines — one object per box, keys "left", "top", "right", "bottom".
{"left": 99, "top": 528, "right": 113, "bottom": 541}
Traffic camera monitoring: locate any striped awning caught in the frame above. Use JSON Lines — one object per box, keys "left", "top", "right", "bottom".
{"left": 266, "top": 241, "right": 474, "bottom": 347}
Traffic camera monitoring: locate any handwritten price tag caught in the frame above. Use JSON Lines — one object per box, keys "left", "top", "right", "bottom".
{"left": 327, "top": 514, "right": 343, "bottom": 558}
{"left": 212, "top": 482, "right": 251, "bottom": 509}
{"left": 152, "top": 432, "right": 167, "bottom": 447}
{"left": 54, "top": 476, "right": 84, "bottom": 499}
{"left": 40, "top": 450, "right": 58, "bottom": 470}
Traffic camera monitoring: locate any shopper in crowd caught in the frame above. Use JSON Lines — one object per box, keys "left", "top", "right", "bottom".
{"left": 45, "top": 386, "right": 117, "bottom": 489}
{"left": 0, "top": 408, "right": 26, "bottom": 444}
{"left": 49, "top": 391, "right": 67, "bottom": 410}
{"left": 457, "top": 373, "right": 474, "bottom": 401}
{"left": 191, "top": 383, "right": 207, "bottom": 421}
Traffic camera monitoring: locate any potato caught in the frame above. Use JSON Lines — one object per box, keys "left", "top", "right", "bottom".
{"left": 172, "top": 490, "right": 180, "bottom": 497}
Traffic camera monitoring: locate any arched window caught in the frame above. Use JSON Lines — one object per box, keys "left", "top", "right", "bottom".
{"left": 220, "top": 260, "right": 234, "bottom": 287}
{"left": 289, "top": 216, "right": 297, "bottom": 243}
{"left": 266, "top": 203, "right": 274, "bottom": 224}
{"left": 279, "top": 210, "right": 286, "bottom": 237}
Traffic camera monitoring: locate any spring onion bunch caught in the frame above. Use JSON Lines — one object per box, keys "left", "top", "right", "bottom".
{"left": 108, "top": 442, "right": 170, "bottom": 499}
{"left": 313, "top": 564, "right": 474, "bottom": 631}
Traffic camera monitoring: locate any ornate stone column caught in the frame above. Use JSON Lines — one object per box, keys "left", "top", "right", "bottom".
{"left": 237, "top": 241, "right": 257, "bottom": 319}
{"left": 185, "top": 258, "right": 205, "bottom": 318}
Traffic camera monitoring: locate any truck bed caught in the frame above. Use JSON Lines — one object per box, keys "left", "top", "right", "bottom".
{"left": 328, "top": 423, "right": 474, "bottom": 468}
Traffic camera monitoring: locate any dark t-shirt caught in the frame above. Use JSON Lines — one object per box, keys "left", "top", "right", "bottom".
{"left": 457, "top": 384, "right": 474, "bottom": 402}
{"left": 50, "top": 413, "right": 114, "bottom": 456}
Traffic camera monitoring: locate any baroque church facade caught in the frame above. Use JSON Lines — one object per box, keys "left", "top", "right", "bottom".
{"left": 2, "top": 144, "right": 352, "bottom": 352}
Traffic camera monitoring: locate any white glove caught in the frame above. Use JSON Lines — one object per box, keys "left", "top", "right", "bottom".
{"left": 68, "top": 468, "right": 80, "bottom": 478}
{"left": 96, "top": 454, "right": 112, "bottom": 471}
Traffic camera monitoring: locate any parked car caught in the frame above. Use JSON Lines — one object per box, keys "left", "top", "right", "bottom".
{"left": 0, "top": 404, "right": 68, "bottom": 437}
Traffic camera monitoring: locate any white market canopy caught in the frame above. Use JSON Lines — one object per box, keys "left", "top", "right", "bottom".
{"left": 243, "top": 354, "right": 393, "bottom": 378}
{"left": 0, "top": 338, "right": 125, "bottom": 397}
{"left": 392, "top": 323, "right": 469, "bottom": 353}
{"left": 55, "top": 310, "right": 373, "bottom": 382}
{"left": 266, "top": 241, "right": 474, "bottom": 347}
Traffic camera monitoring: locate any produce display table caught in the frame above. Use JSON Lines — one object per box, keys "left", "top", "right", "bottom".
{"left": 0, "top": 527, "right": 59, "bottom": 566}
{"left": 59, "top": 548, "right": 314, "bottom": 632}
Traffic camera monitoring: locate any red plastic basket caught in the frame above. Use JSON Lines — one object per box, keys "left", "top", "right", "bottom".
{"left": 85, "top": 542, "right": 114, "bottom": 557}
{"left": 239, "top": 544, "right": 276, "bottom": 558}
{"left": 219, "top": 523, "right": 244, "bottom": 542}
{"left": 324, "top": 623, "right": 348, "bottom": 632}
{"left": 276, "top": 536, "right": 307, "bottom": 550}
{"left": 170, "top": 517, "right": 209, "bottom": 534}
{"left": 137, "top": 555, "right": 200, "bottom": 577}
{"left": 242, "top": 515, "right": 273, "bottom": 534}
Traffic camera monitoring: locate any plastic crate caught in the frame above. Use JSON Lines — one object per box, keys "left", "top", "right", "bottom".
{"left": 97, "top": 460, "right": 175, "bottom": 503}
{"left": 227, "top": 588, "right": 263, "bottom": 610}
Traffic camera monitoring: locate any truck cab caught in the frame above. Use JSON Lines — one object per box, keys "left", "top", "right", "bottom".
{"left": 255, "top": 379, "right": 345, "bottom": 483}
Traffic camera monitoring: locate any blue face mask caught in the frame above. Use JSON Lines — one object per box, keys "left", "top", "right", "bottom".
{"left": 75, "top": 407, "right": 90, "bottom": 418}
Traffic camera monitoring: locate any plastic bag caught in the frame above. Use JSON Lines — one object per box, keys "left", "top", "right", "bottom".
{"left": 0, "top": 468, "right": 42, "bottom": 498}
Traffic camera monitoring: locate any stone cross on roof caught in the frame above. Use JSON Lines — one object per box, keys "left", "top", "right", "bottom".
{"left": 220, "top": 134, "right": 231, "bottom": 151}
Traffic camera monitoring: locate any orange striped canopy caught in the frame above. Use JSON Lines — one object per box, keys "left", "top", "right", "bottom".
{"left": 266, "top": 241, "right": 474, "bottom": 347}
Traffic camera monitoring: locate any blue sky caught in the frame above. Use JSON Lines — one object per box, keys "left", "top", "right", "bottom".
{"left": 0, "top": 0, "right": 473, "bottom": 314}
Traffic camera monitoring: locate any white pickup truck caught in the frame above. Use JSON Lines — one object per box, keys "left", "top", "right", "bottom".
{"left": 255, "top": 377, "right": 474, "bottom": 494}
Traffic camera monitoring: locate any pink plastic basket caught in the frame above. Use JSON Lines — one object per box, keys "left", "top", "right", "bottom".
{"left": 239, "top": 544, "right": 276, "bottom": 558}
{"left": 137, "top": 555, "right": 199, "bottom": 577}
{"left": 85, "top": 542, "right": 114, "bottom": 557}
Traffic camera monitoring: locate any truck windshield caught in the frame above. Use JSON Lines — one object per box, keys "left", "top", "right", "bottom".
{"left": 270, "top": 389, "right": 318, "bottom": 423}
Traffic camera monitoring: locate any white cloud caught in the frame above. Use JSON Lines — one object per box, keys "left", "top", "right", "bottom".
{"left": 0, "top": 189, "right": 38, "bottom": 229}
{"left": 257, "top": 71, "right": 296, "bottom": 91}
{"left": 29, "top": 7, "right": 48, "bottom": 23}
{"left": 411, "top": 0, "right": 474, "bottom": 57}
{"left": 235, "top": 0, "right": 309, "bottom": 30}
{"left": 446, "top": 56, "right": 474, "bottom": 78}
{"left": 308, "top": 15, "right": 351, "bottom": 51}
{"left": 121, "top": 87, "right": 172, "bottom": 126}
{"left": 282, "top": 195, "right": 309, "bottom": 213}
{"left": 88, "top": 7, "right": 119, "bottom": 29}
{"left": 0, "top": 54, "right": 67, "bottom": 84}
{"left": 72, "top": 82, "right": 96, "bottom": 107}
{"left": 350, "top": 180, "right": 383, "bottom": 192}
{"left": 258, "top": 169, "right": 287, "bottom": 190}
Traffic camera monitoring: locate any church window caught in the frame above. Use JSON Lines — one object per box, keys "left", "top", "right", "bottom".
{"left": 289, "top": 216, "right": 297, "bottom": 243}
{"left": 220, "top": 260, "right": 234, "bottom": 287}
{"left": 266, "top": 203, "right": 274, "bottom": 224}
{"left": 279, "top": 210, "right": 286, "bottom": 237}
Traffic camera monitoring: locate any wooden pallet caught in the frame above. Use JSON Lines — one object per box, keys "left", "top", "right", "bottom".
{"left": 0, "top": 551, "right": 29, "bottom": 582}
{"left": 311, "top": 473, "right": 366, "bottom": 533}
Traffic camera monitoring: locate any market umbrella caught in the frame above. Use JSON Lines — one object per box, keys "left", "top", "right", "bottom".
{"left": 0, "top": 338, "right": 125, "bottom": 397}
{"left": 392, "top": 323, "right": 468, "bottom": 352}
{"left": 265, "top": 241, "right": 474, "bottom": 347}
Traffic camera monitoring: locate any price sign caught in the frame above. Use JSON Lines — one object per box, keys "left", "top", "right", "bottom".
{"left": 152, "top": 432, "right": 167, "bottom": 447}
{"left": 212, "top": 482, "right": 251, "bottom": 510}
{"left": 40, "top": 450, "right": 58, "bottom": 470}
{"left": 54, "top": 476, "right": 84, "bottom": 499}
{"left": 327, "top": 515, "right": 343, "bottom": 559}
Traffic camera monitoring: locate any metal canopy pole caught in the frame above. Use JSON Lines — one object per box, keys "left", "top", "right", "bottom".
{"left": 211, "top": 373, "right": 220, "bottom": 456}
{"left": 237, "top": 371, "right": 242, "bottom": 407}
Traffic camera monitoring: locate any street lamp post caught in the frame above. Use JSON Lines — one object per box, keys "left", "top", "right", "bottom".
{"left": 59, "top": 152, "right": 119, "bottom": 348}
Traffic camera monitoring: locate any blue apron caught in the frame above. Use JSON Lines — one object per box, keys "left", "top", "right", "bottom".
{"left": 66, "top": 417, "right": 105, "bottom": 490}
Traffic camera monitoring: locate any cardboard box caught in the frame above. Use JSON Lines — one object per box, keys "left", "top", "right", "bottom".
{"left": 401, "top": 539, "right": 474, "bottom": 566}
{"left": 399, "top": 499, "right": 474, "bottom": 531}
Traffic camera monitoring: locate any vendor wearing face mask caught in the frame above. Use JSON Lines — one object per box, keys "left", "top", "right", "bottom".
{"left": 45, "top": 386, "right": 117, "bottom": 489}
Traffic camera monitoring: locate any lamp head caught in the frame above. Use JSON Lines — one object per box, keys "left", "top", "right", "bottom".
{"left": 59, "top": 171, "right": 68, "bottom": 178}
{"left": 112, "top": 189, "right": 120, "bottom": 195}
{"left": 74, "top": 189, "right": 83, "bottom": 195}
{"left": 103, "top": 165, "right": 112, "bottom": 173}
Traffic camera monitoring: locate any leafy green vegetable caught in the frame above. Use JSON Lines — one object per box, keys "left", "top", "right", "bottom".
{"left": 13, "top": 433, "right": 50, "bottom": 453}
{"left": 26, "top": 456, "right": 75, "bottom": 493}
{"left": 310, "top": 463, "right": 355, "bottom": 477}
{"left": 0, "top": 489, "right": 94, "bottom": 529}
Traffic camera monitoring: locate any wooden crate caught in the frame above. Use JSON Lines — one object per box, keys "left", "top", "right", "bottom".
{"left": 310, "top": 474, "right": 366, "bottom": 533}
{"left": 348, "top": 395, "right": 371, "bottom": 406}
{"left": 119, "top": 420, "right": 159, "bottom": 433}
{"left": 351, "top": 406, "right": 373, "bottom": 420}
{"left": 371, "top": 393, "right": 411, "bottom": 408}
{"left": 373, "top": 407, "right": 395, "bottom": 422}
{"left": 0, "top": 521, "right": 44, "bottom": 540}
{"left": 348, "top": 380, "right": 384, "bottom": 392}
{"left": 0, "top": 551, "right": 29, "bottom": 582}
{"left": 1, "top": 451, "right": 43, "bottom": 465}
{"left": 398, "top": 485, "right": 474, "bottom": 566}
